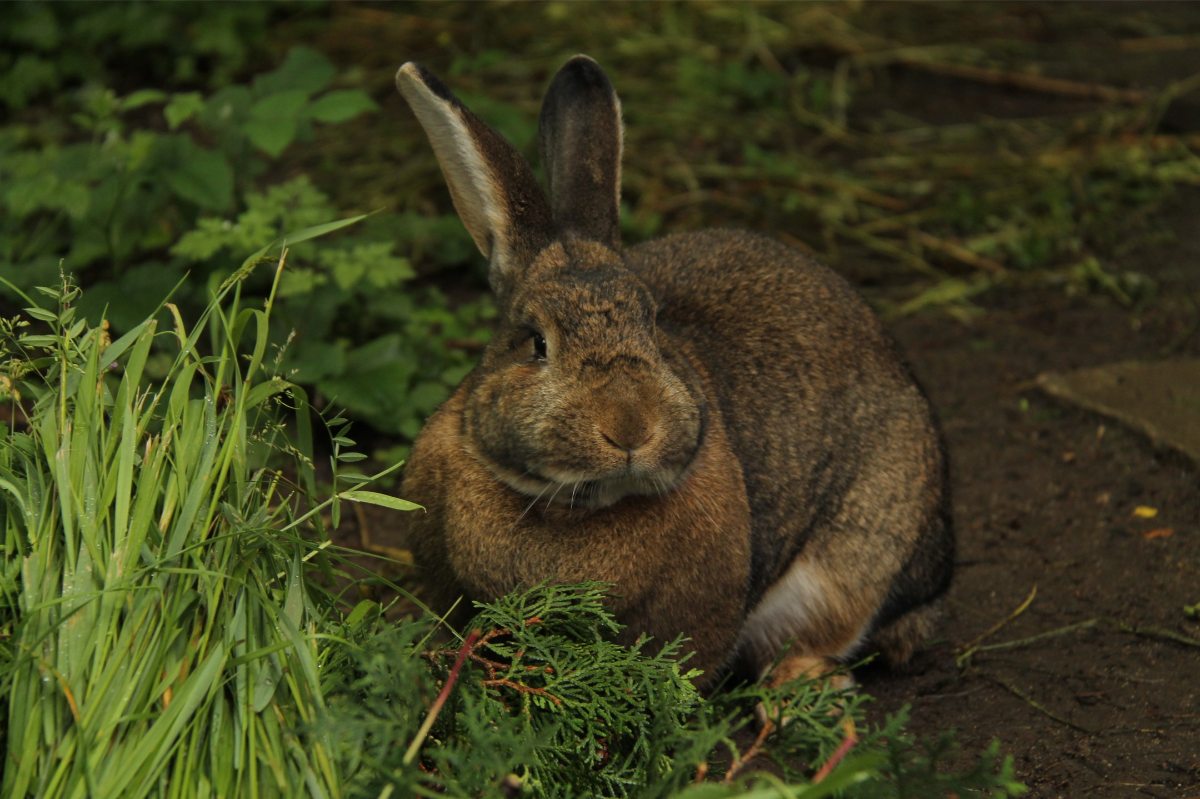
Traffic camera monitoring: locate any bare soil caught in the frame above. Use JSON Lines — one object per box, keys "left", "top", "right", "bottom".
{"left": 862, "top": 192, "right": 1200, "bottom": 798}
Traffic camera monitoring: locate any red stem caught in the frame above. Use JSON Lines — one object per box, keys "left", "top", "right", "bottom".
{"left": 811, "top": 720, "right": 858, "bottom": 784}
{"left": 403, "top": 628, "right": 481, "bottom": 765}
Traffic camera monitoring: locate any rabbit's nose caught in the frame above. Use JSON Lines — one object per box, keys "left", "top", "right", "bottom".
{"left": 599, "top": 410, "right": 653, "bottom": 454}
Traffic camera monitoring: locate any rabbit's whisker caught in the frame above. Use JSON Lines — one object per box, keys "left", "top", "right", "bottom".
{"left": 516, "top": 482, "right": 552, "bottom": 524}
{"left": 545, "top": 480, "right": 566, "bottom": 510}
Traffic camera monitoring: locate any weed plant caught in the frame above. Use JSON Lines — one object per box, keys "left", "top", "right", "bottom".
{"left": 0, "top": 237, "right": 402, "bottom": 796}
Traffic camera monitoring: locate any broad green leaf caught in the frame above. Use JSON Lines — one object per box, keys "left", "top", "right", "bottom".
{"left": 238, "top": 213, "right": 370, "bottom": 270}
{"left": 250, "top": 89, "right": 309, "bottom": 122}
{"left": 409, "top": 380, "right": 449, "bottom": 414}
{"left": 277, "top": 267, "right": 323, "bottom": 297}
{"left": 244, "top": 378, "right": 288, "bottom": 410}
{"left": 305, "top": 89, "right": 378, "bottom": 123}
{"left": 17, "top": 334, "right": 57, "bottom": 347}
{"left": 253, "top": 46, "right": 335, "bottom": 97}
{"left": 164, "top": 91, "right": 204, "bottom": 130}
{"left": 345, "top": 600, "right": 378, "bottom": 628}
{"left": 243, "top": 116, "right": 297, "bottom": 158}
{"left": 23, "top": 306, "right": 57, "bottom": 322}
{"left": 160, "top": 140, "right": 235, "bottom": 211}
{"left": 120, "top": 88, "right": 168, "bottom": 112}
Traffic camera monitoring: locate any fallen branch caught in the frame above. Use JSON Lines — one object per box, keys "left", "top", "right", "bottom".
{"left": 1120, "top": 35, "right": 1200, "bottom": 54}
{"left": 816, "top": 28, "right": 1149, "bottom": 105}
{"left": 826, "top": 220, "right": 945, "bottom": 279}
{"left": 970, "top": 616, "right": 1200, "bottom": 659}
{"left": 1113, "top": 621, "right": 1200, "bottom": 649}
{"left": 969, "top": 618, "right": 1100, "bottom": 658}
{"left": 892, "top": 57, "right": 1147, "bottom": 106}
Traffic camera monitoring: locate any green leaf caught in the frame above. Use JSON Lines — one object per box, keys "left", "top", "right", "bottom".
{"left": 159, "top": 138, "right": 235, "bottom": 211}
{"left": 23, "top": 306, "right": 58, "bottom": 323}
{"left": 164, "top": 92, "right": 205, "bottom": 130}
{"left": 277, "top": 267, "right": 324, "bottom": 297}
{"left": 409, "top": 381, "right": 449, "bottom": 414}
{"left": 244, "top": 90, "right": 309, "bottom": 157}
{"left": 305, "top": 90, "right": 378, "bottom": 123}
{"left": 335, "top": 452, "right": 367, "bottom": 463}
{"left": 120, "top": 89, "right": 168, "bottom": 113}
{"left": 345, "top": 600, "right": 378, "bottom": 628}
{"left": 253, "top": 46, "right": 335, "bottom": 97}
{"left": 244, "top": 378, "right": 289, "bottom": 410}
{"left": 340, "top": 490, "right": 423, "bottom": 512}
{"left": 287, "top": 341, "right": 345, "bottom": 383}
{"left": 238, "top": 212, "right": 371, "bottom": 270}
{"left": 250, "top": 89, "right": 309, "bottom": 122}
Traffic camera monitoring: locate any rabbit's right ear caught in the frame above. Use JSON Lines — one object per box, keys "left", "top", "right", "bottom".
{"left": 396, "top": 63, "right": 553, "bottom": 298}
{"left": 538, "top": 55, "right": 623, "bottom": 250}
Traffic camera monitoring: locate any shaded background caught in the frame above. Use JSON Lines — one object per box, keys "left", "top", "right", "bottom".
{"left": 2, "top": 3, "right": 1198, "bottom": 796}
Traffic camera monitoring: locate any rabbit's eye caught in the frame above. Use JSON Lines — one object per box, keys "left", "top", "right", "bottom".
{"left": 532, "top": 333, "right": 548, "bottom": 361}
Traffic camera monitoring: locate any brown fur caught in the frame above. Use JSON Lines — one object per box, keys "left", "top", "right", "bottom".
{"left": 394, "top": 56, "right": 954, "bottom": 689}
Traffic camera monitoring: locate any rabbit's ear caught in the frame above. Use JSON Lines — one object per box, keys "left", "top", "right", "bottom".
{"left": 538, "top": 55, "right": 623, "bottom": 250}
{"left": 396, "top": 63, "right": 552, "bottom": 297}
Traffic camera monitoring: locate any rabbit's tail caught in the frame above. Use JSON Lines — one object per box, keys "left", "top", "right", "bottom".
{"left": 871, "top": 598, "right": 944, "bottom": 668}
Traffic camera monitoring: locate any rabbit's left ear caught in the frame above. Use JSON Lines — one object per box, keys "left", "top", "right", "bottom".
{"left": 538, "top": 55, "right": 623, "bottom": 250}
{"left": 396, "top": 62, "right": 553, "bottom": 298}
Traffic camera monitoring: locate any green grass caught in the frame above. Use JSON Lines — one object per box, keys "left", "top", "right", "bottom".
{"left": 0, "top": 240, "right": 388, "bottom": 796}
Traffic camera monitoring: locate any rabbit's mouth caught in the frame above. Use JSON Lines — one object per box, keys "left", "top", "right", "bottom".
{"left": 510, "top": 464, "right": 691, "bottom": 511}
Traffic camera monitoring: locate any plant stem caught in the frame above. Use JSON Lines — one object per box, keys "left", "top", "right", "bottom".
{"left": 403, "top": 628, "right": 481, "bottom": 766}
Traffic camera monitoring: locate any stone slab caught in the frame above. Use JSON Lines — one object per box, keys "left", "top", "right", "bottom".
{"left": 1037, "top": 359, "right": 1200, "bottom": 464}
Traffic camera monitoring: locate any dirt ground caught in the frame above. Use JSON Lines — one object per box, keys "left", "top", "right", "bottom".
{"left": 824, "top": 13, "right": 1200, "bottom": 794}
{"left": 861, "top": 190, "right": 1200, "bottom": 798}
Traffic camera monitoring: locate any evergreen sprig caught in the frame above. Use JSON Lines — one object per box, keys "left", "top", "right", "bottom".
{"left": 320, "top": 584, "right": 1026, "bottom": 798}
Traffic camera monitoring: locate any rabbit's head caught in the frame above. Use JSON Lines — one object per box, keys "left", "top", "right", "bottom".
{"left": 396, "top": 57, "right": 702, "bottom": 509}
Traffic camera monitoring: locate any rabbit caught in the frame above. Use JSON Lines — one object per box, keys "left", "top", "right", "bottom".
{"left": 394, "top": 55, "right": 953, "bottom": 691}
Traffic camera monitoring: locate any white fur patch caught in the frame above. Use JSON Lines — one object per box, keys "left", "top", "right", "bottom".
{"left": 739, "top": 557, "right": 868, "bottom": 670}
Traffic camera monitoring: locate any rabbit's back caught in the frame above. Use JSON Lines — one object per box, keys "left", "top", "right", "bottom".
{"left": 628, "top": 230, "right": 952, "bottom": 644}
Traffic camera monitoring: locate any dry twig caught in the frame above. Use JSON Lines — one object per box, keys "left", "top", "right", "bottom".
{"left": 982, "top": 673, "right": 1092, "bottom": 734}
{"left": 956, "top": 584, "right": 1037, "bottom": 667}
{"left": 722, "top": 719, "right": 774, "bottom": 784}
{"left": 911, "top": 230, "right": 1008, "bottom": 276}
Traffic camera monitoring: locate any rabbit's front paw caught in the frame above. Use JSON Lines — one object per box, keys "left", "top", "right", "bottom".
{"left": 754, "top": 654, "right": 854, "bottom": 730}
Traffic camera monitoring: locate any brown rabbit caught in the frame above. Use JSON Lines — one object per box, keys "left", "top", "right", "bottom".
{"left": 395, "top": 55, "right": 953, "bottom": 690}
